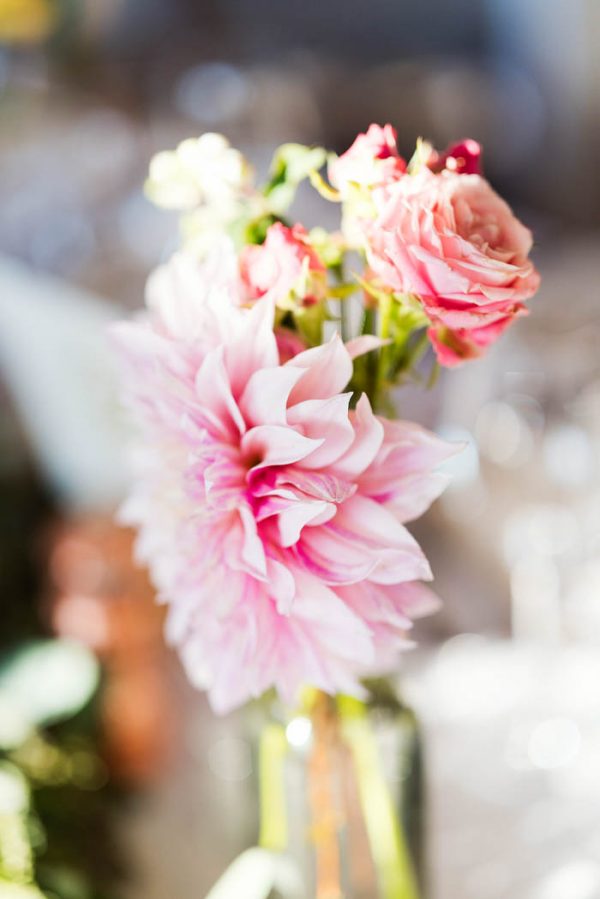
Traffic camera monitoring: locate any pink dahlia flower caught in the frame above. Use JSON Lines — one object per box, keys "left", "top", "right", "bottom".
{"left": 113, "top": 250, "right": 455, "bottom": 712}
{"left": 368, "top": 168, "right": 540, "bottom": 366}
{"left": 240, "top": 222, "right": 326, "bottom": 309}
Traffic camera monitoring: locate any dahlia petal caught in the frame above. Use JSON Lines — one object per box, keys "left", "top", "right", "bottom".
{"left": 288, "top": 394, "right": 354, "bottom": 468}
{"left": 266, "top": 557, "right": 297, "bottom": 615}
{"left": 291, "top": 570, "right": 374, "bottom": 665}
{"left": 205, "top": 629, "right": 265, "bottom": 714}
{"left": 296, "top": 525, "right": 378, "bottom": 585}
{"left": 393, "top": 581, "right": 441, "bottom": 618}
{"left": 336, "top": 582, "right": 413, "bottom": 629}
{"left": 334, "top": 493, "right": 418, "bottom": 550}
{"left": 239, "top": 365, "right": 304, "bottom": 427}
{"left": 334, "top": 394, "right": 384, "bottom": 478}
{"left": 258, "top": 618, "right": 334, "bottom": 703}
{"left": 111, "top": 320, "right": 191, "bottom": 380}
{"left": 164, "top": 565, "right": 225, "bottom": 644}
{"left": 145, "top": 245, "right": 241, "bottom": 341}
{"left": 367, "top": 547, "right": 432, "bottom": 584}
{"left": 217, "top": 507, "right": 266, "bottom": 580}
{"left": 386, "top": 470, "right": 451, "bottom": 522}
{"left": 224, "top": 297, "right": 279, "bottom": 397}
{"left": 286, "top": 334, "right": 353, "bottom": 403}
{"left": 277, "top": 499, "right": 335, "bottom": 547}
{"left": 254, "top": 493, "right": 298, "bottom": 521}
{"left": 201, "top": 450, "right": 246, "bottom": 508}
{"left": 345, "top": 335, "right": 390, "bottom": 359}
{"left": 332, "top": 495, "right": 432, "bottom": 582}
{"left": 238, "top": 504, "right": 268, "bottom": 577}
{"left": 195, "top": 346, "right": 246, "bottom": 440}
{"left": 360, "top": 420, "right": 459, "bottom": 502}
{"left": 243, "top": 425, "right": 324, "bottom": 470}
{"left": 254, "top": 490, "right": 336, "bottom": 537}
{"left": 263, "top": 469, "right": 356, "bottom": 505}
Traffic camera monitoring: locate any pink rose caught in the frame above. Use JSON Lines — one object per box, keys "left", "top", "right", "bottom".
{"left": 368, "top": 168, "right": 540, "bottom": 365}
{"left": 240, "top": 222, "right": 325, "bottom": 308}
{"left": 329, "top": 124, "right": 406, "bottom": 194}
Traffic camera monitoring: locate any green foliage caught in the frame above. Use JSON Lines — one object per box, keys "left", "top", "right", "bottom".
{"left": 0, "top": 642, "right": 124, "bottom": 899}
{"left": 348, "top": 281, "right": 432, "bottom": 411}
{"left": 242, "top": 213, "right": 282, "bottom": 247}
{"left": 294, "top": 301, "right": 330, "bottom": 347}
{"left": 265, "top": 143, "right": 328, "bottom": 214}
{"left": 307, "top": 167, "right": 340, "bottom": 202}
{"left": 407, "top": 138, "right": 434, "bottom": 175}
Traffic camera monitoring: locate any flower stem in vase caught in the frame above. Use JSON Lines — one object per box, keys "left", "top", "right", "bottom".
{"left": 338, "top": 695, "right": 421, "bottom": 899}
{"left": 257, "top": 688, "right": 422, "bottom": 899}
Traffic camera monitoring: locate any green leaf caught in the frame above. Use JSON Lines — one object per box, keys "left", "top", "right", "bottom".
{"left": 328, "top": 283, "right": 359, "bottom": 299}
{"left": 242, "top": 214, "right": 282, "bottom": 246}
{"left": 308, "top": 227, "right": 344, "bottom": 267}
{"left": 294, "top": 302, "right": 328, "bottom": 347}
{"left": 407, "top": 137, "right": 434, "bottom": 175}
{"left": 269, "top": 143, "right": 327, "bottom": 187}
{"left": 36, "top": 866, "right": 91, "bottom": 899}
{"left": 308, "top": 168, "right": 340, "bottom": 201}
{"left": 264, "top": 143, "right": 328, "bottom": 213}
{"left": 263, "top": 183, "right": 296, "bottom": 216}
{"left": 353, "top": 274, "right": 392, "bottom": 306}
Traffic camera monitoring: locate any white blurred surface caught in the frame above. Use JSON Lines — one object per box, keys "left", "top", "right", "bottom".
{"left": 0, "top": 257, "right": 128, "bottom": 511}
{"left": 406, "top": 639, "right": 600, "bottom": 899}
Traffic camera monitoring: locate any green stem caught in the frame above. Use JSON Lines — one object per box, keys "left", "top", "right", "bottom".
{"left": 340, "top": 298, "right": 350, "bottom": 343}
{"left": 338, "top": 697, "right": 421, "bottom": 899}
{"left": 391, "top": 328, "right": 430, "bottom": 384}
{"left": 258, "top": 723, "right": 288, "bottom": 852}
{"left": 376, "top": 292, "right": 393, "bottom": 398}
{"left": 360, "top": 307, "right": 380, "bottom": 411}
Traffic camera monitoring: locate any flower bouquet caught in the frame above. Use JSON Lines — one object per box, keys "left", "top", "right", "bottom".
{"left": 113, "top": 125, "right": 540, "bottom": 898}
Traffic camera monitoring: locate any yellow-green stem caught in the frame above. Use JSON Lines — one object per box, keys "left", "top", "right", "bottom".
{"left": 338, "top": 696, "right": 421, "bottom": 899}
{"left": 258, "top": 723, "right": 288, "bottom": 852}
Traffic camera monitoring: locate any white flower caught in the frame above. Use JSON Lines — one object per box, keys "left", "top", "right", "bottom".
{"left": 145, "top": 133, "right": 254, "bottom": 211}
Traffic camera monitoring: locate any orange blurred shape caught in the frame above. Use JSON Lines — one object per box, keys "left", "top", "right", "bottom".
{"left": 47, "top": 517, "right": 175, "bottom": 786}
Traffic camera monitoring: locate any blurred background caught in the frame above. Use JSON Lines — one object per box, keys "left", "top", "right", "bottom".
{"left": 0, "top": 2, "right": 599, "bottom": 898}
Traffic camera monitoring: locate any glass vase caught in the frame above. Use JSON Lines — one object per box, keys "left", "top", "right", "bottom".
{"left": 245, "top": 680, "right": 425, "bottom": 899}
